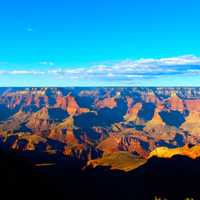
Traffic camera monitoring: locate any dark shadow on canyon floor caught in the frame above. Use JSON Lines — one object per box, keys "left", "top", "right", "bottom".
{"left": 0, "top": 148, "right": 200, "bottom": 200}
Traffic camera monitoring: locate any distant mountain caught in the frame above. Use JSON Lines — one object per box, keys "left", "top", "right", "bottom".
{"left": 1, "top": 87, "right": 200, "bottom": 171}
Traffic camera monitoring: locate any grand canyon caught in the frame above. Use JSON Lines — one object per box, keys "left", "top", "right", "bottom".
{"left": 1, "top": 87, "right": 200, "bottom": 199}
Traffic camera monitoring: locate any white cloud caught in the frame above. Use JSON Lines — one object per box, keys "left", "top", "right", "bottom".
{"left": 1, "top": 55, "right": 200, "bottom": 85}
{"left": 0, "top": 70, "right": 45, "bottom": 75}
{"left": 39, "top": 61, "right": 54, "bottom": 66}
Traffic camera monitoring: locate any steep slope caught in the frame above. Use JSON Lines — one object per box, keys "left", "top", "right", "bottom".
{"left": 86, "top": 151, "right": 147, "bottom": 172}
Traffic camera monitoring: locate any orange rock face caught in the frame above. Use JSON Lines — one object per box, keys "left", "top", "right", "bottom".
{"left": 167, "top": 91, "right": 185, "bottom": 112}
{"left": 181, "top": 111, "right": 200, "bottom": 137}
{"left": 66, "top": 95, "right": 79, "bottom": 115}
{"left": 97, "top": 129, "right": 152, "bottom": 158}
{"left": 96, "top": 97, "right": 117, "bottom": 109}
{"left": 144, "top": 91, "right": 159, "bottom": 103}
{"left": 56, "top": 95, "right": 80, "bottom": 115}
{"left": 185, "top": 99, "right": 200, "bottom": 112}
{"left": 56, "top": 95, "right": 67, "bottom": 110}
{"left": 56, "top": 95, "right": 89, "bottom": 115}
{"left": 26, "top": 107, "right": 52, "bottom": 134}
{"left": 48, "top": 117, "right": 77, "bottom": 144}
{"left": 125, "top": 102, "right": 142, "bottom": 122}
{"left": 97, "top": 135, "right": 121, "bottom": 154}
{"left": 144, "top": 108, "right": 165, "bottom": 133}
{"left": 127, "top": 139, "right": 149, "bottom": 158}
{"left": 148, "top": 144, "right": 200, "bottom": 159}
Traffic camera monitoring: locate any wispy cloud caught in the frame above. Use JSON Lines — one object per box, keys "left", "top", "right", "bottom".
{"left": 0, "top": 70, "right": 45, "bottom": 75}
{"left": 39, "top": 61, "right": 55, "bottom": 66}
{"left": 1, "top": 55, "right": 200, "bottom": 85}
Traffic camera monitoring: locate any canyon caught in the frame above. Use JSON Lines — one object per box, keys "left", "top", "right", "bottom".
{"left": 1, "top": 87, "right": 200, "bottom": 171}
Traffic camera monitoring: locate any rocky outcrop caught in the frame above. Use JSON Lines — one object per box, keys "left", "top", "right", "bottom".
{"left": 96, "top": 97, "right": 117, "bottom": 109}
{"left": 86, "top": 151, "right": 147, "bottom": 172}
{"left": 181, "top": 111, "right": 200, "bottom": 137}
{"left": 26, "top": 107, "right": 52, "bottom": 134}
{"left": 167, "top": 91, "right": 185, "bottom": 112}
{"left": 148, "top": 144, "right": 200, "bottom": 159}
{"left": 144, "top": 108, "right": 165, "bottom": 133}
{"left": 125, "top": 102, "right": 142, "bottom": 122}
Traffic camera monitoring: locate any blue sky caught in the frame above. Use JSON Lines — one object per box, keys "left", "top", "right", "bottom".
{"left": 0, "top": 0, "right": 200, "bottom": 86}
